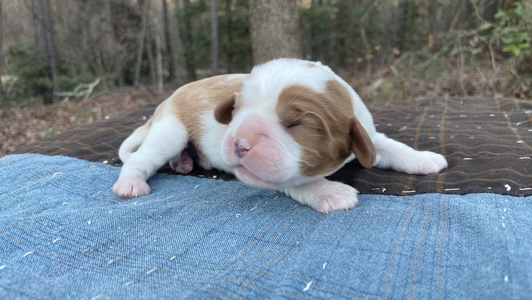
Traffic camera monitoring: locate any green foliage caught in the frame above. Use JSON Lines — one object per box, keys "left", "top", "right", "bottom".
{"left": 55, "top": 73, "right": 98, "bottom": 92}
{"left": 43, "top": 126, "right": 57, "bottom": 138}
{"left": 476, "top": 1, "right": 532, "bottom": 93}
{"left": 414, "top": 56, "right": 447, "bottom": 81}
{"left": 300, "top": 3, "right": 337, "bottom": 63}
{"left": 484, "top": 2, "right": 531, "bottom": 57}
{"left": 5, "top": 41, "right": 102, "bottom": 104}
{"left": 72, "top": 108, "right": 92, "bottom": 124}
{"left": 5, "top": 41, "right": 52, "bottom": 101}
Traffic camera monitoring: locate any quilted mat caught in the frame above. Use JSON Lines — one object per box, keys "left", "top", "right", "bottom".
{"left": 14, "top": 96, "right": 532, "bottom": 196}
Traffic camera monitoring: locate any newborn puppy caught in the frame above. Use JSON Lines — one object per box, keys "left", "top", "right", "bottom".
{"left": 113, "top": 59, "right": 447, "bottom": 213}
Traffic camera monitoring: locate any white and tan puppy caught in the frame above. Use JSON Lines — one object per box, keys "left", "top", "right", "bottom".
{"left": 113, "top": 59, "right": 447, "bottom": 213}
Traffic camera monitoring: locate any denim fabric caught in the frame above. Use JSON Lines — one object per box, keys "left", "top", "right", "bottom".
{"left": 1, "top": 154, "right": 531, "bottom": 299}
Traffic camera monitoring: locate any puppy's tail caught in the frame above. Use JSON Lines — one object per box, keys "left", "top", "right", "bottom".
{"left": 118, "top": 125, "right": 149, "bottom": 163}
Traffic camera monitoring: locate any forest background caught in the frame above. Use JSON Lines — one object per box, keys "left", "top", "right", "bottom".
{"left": 0, "top": 0, "right": 531, "bottom": 155}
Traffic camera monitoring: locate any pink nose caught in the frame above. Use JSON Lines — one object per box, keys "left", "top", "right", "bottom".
{"left": 234, "top": 139, "right": 252, "bottom": 158}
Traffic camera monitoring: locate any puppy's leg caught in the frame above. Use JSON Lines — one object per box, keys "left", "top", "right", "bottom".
{"left": 113, "top": 115, "right": 188, "bottom": 198}
{"left": 373, "top": 133, "right": 447, "bottom": 174}
{"left": 284, "top": 179, "right": 359, "bottom": 214}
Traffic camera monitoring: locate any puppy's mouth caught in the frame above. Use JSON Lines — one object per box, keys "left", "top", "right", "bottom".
{"left": 232, "top": 164, "right": 316, "bottom": 190}
{"left": 233, "top": 165, "right": 282, "bottom": 189}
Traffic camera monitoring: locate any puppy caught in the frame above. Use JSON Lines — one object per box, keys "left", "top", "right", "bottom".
{"left": 113, "top": 59, "right": 447, "bottom": 213}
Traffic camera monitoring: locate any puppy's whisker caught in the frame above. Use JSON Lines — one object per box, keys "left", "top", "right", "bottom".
{"left": 269, "top": 134, "right": 300, "bottom": 161}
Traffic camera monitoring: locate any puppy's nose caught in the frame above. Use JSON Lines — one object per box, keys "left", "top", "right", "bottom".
{"left": 234, "top": 139, "right": 252, "bottom": 158}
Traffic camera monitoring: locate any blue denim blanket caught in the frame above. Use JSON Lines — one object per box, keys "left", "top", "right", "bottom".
{"left": 1, "top": 154, "right": 530, "bottom": 299}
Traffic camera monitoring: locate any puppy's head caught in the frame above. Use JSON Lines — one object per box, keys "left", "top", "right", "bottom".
{"left": 214, "top": 59, "right": 375, "bottom": 189}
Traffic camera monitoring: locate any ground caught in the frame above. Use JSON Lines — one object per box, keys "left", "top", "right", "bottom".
{"left": 0, "top": 87, "right": 174, "bottom": 157}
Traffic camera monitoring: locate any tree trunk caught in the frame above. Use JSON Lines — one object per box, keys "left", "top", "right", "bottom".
{"left": 178, "top": 0, "right": 198, "bottom": 81}
{"left": 134, "top": 0, "right": 150, "bottom": 85}
{"left": 396, "top": 0, "right": 410, "bottom": 52}
{"left": 153, "top": 2, "right": 164, "bottom": 91}
{"left": 146, "top": 36, "right": 157, "bottom": 87}
{"left": 104, "top": 0, "right": 124, "bottom": 87}
{"left": 0, "top": 0, "right": 4, "bottom": 72}
{"left": 439, "top": 0, "right": 473, "bottom": 31}
{"left": 248, "top": 0, "right": 302, "bottom": 64}
{"left": 479, "top": 0, "right": 500, "bottom": 23}
{"left": 31, "top": 0, "right": 59, "bottom": 105}
{"left": 334, "top": 0, "right": 350, "bottom": 66}
{"left": 162, "top": 0, "right": 176, "bottom": 81}
{"left": 223, "top": 0, "right": 233, "bottom": 73}
{"left": 210, "top": 0, "right": 219, "bottom": 75}
{"left": 0, "top": 0, "right": 5, "bottom": 101}
{"left": 155, "top": 34, "right": 164, "bottom": 91}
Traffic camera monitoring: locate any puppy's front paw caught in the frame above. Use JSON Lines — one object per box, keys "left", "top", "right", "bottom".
{"left": 113, "top": 179, "right": 151, "bottom": 198}
{"left": 414, "top": 151, "right": 448, "bottom": 175}
{"left": 284, "top": 180, "right": 360, "bottom": 214}
{"left": 285, "top": 179, "right": 360, "bottom": 214}
{"left": 310, "top": 182, "right": 359, "bottom": 214}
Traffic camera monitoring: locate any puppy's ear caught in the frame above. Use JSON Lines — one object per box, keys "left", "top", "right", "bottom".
{"left": 350, "top": 118, "right": 376, "bottom": 168}
{"left": 214, "top": 97, "right": 235, "bottom": 124}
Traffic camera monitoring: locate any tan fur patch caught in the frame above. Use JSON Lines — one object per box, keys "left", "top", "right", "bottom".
{"left": 141, "top": 75, "right": 247, "bottom": 160}
{"left": 169, "top": 75, "right": 247, "bottom": 145}
{"left": 277, "top": 81, "right": 355, "bottom": 176}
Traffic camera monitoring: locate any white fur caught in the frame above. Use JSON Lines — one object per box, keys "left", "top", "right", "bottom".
{"left": 114, "top": 59, "right": 448, "bottom": 213}
{"left": 199, "top": 111, "right": 230, "bottom": 171}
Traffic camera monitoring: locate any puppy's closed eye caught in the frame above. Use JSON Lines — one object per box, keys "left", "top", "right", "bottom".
{"left": 279, "top": 108, "right": 300, "bottom": 130}
{"left": 285, "top": 122, "right": 302, "bottom": 130}
{"left": 280, "top": 108, "right": 321, "bottom": 133}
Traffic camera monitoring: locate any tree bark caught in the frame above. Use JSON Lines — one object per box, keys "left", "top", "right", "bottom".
{"left": 210, "top": 0, "right": 219, "bottom": 75}
{"left": 0, "top": 0, "right": 4, "bottom": 102}
{"left": 396, "top": 0, "right": 410, "bottom": 52}
{"left": 31, "top": 0, "right": 59, "bottom": 104}
{"left": 178, "top": 0, "right": 197, "bottom": 81}
{"left": 248, "top": 0, "right": 302, "bottom": 64}
{"left": 156, "top": 34, "right": 164, "bottom": 91}
{"left": 146, "top": 35, "right": 157, "bottom": 87}
{"left": 479, "top": 0, "right": 500, "bottom": 23}
{"left": 104, "top": 0, "right": 124, "bottom": 87}
{"left": 153, "top": 2, "right": 164, "bottom": 91}
{"left": 439, "top": 0, "right": 473, "bottom": 31}
{"left": 223, "top": 0, "right": 233, "bottom": 73}
{"left": 0, "top": 0, "right": 4, "bottom": 71}
{"left": 134, "top": 0, "right": 150, "bottom": 85}
{"left": 162, "top": 0, "right": 176, "bottom": 81}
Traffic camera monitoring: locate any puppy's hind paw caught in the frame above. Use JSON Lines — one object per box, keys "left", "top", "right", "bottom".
{"left": 113, "top": 179, "right": 151, "bottom": 198}
{"left": 169, "top": 150, "right": 194, "bottom": 174}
